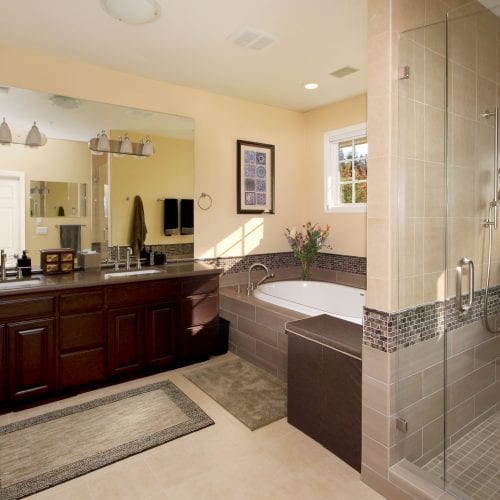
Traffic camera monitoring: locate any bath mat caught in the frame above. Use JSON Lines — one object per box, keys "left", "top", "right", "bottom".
{"left": 0, "top": 380, "right": 213, "bottom": 500}
{"left": 184, "top": 357, "right": 287, "bottom": 430}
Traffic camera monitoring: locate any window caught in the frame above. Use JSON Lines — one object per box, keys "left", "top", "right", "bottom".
{"left": 324, "top": 123, "right": 367, "bottom": 212}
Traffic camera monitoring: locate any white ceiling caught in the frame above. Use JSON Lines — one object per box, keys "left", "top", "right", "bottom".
{"left": 0, "top": 0, "right": 368, "bottom": 112}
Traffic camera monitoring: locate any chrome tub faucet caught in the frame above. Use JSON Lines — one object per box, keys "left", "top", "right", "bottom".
{"left": 247, "top": 262, "right": 275, "bottom": 295}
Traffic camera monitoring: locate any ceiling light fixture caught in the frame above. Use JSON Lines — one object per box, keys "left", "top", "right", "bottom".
{"left": 100, "top": 0, "right": 161, "bottom": 25}
{"left": 304, "top": 83, "right": 319, "bottom": 90}
{"left": 88, "top": 132, "right": 155, "bottom": 158}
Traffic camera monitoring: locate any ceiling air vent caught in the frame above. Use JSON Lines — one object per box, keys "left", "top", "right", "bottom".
{"left": 229, "top": 28, "right": 277, "bottom": 51}
{"left": 330, "top": 66, "right": 359, "bottom": 78}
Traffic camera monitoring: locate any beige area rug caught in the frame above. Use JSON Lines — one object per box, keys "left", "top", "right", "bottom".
{"left": 184, "top": 357, "right": 287, "bottom": 430}
{"left": 0, "top": 381, "right": 213, "bottom": 500}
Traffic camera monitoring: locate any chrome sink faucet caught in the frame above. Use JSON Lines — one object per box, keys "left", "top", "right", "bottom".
{"left": 113, "top": 245, "right": 120, "bottom": 271}
{"left": 0, "top": 249, "right": 6, "bottom": 281}
{"left": 125, "top": 247, "right": 132, "bottom": 271}
{"left": 247, "top": 262, "right": 275, "bottom": 295}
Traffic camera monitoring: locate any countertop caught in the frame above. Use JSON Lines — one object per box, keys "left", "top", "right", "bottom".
{"left": 286, "top": 314, "right": 362, "bottom": 359}
{"left": 0, "top": 261, "right": 222, "bottom": 297}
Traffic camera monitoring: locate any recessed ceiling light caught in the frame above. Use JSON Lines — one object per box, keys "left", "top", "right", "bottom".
{"left": 304, "top": 83, "right": 319, "bottom": 90}
{"left": 100, "top": 0, "right": 161, "bottom": 25}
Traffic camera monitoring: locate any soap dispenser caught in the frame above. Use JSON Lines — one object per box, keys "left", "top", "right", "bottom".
{"left": 17, "top": 250, "right": 32, "bottom": 277}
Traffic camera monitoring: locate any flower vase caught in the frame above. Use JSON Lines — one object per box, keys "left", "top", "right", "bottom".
{"left": 300, "top": 258, "right": 312, "bottom": 281}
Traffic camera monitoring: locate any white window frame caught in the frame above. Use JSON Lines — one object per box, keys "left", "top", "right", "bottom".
{"left": 324, "top": 122, "right": 367, "bottom": 213}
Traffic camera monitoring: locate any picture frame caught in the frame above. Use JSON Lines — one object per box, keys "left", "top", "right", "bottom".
{"left": 236, "top": 139, "right": 275, "bottom": 214}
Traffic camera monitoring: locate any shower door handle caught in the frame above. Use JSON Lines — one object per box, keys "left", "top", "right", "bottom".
{"left": 455, "top": 257, "right": 474, "bottom": 312}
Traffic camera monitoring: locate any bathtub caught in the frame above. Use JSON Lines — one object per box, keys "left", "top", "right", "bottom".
{"left": 253, "top": 280, "right": 365, "bottom": 325}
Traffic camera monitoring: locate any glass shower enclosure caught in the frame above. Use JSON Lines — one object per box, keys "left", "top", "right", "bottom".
{"left": 397, "top": 3, "right": 500, "bottom": 499}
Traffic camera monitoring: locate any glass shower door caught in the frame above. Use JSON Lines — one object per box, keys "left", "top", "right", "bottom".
{"left": 440, "top": 4, "right": 500, "bottom": 499}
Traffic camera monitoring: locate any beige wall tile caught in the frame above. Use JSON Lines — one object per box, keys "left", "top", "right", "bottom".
{"left": 362, "top": 434, "right": 390, "bottom": 477}
{"left": 449, "top": 362, "right": 496, "bottom": 407}
{"left": 475, "top": 380, "right": 500, "bottom": 416}
{"left": 424, "top": 162, "right": 445, "bottom": 217}
{"left": 422, "top": 415, "right": 444, "bottom": 457}
{"left": 451, "top": 64, "right": 477, "bottom": 119}
{"left": 362, "top": 464, "right": 414, "bottom": 500}
{"left": 367, "top": 277, "right": 391, "bottom": 311}
{"left": 423, "top": 217, "right": 446, "bottom": 273}
{"left": 398, "top": 390, "right": 444, "bottom": 435}
{"left": 446, "top": 397, "right": 475, "bottom": 437}
{"left": 397, "top": 372, "right": 423, "bottom": 410}
{"left": 448, "top": 15, "right": 477, "bottom": 71}
{"left": 363, "top": 345, "right": 396, "bottom": 384}
{"left": 424, "top": 106, "right": 445, "bottom": 163}
{"left": 363, "top": 405, "right": 393, "bottom": 446}
{"left": 363, "top": 373, "right": 391, "bottom": 415}
{"left": 392, "top": 429, "right": 423, "bottom": 464}
{"left": 424, "top": 49, "right": 445, "bottom": 109}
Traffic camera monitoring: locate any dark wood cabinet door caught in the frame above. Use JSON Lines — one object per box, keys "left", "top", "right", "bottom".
{"left": 107, "top": 306, "right": 144, "bottom": 376}
{"left": 7, "top": 318, "right": 56, "bottom": 400}
{"left": 0, "top": 325, "right": 4, "bottom": 402}
{"left": 145, "top": 303, "right": 176, "bottom": 367}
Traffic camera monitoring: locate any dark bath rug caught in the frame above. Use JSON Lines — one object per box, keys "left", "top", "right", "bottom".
{"left": 0, "top": 380, "right": 213, "bottom": 500}
{"left": 183, "top": 356, "right": 287, "bottom": 430}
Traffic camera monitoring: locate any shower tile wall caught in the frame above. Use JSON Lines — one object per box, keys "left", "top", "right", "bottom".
{"left": 363, "top": 1, "right": 500, "bottom": 498}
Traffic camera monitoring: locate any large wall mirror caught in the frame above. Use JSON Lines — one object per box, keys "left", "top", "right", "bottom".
{"left": 0, "top": 86, "right": 194, "bottom": 266}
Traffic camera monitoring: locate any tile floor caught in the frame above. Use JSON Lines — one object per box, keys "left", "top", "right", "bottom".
{"left": 422, "top": 411, "right": 500, "bottom": 500}
{"left": 0, "top": 353, "right": 383, "bottom": 500}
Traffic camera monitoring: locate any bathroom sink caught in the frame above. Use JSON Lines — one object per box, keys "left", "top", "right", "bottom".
{"left": 0, "top": 276, "right": 42, "bottom": 290}
{"left": 104, "top": 269, "right": 161, "bottom": 279}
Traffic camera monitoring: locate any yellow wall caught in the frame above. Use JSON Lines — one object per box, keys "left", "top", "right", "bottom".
{"left": 111, "top": 133, "right": 194, "bottom": 246}
{"left": 303, "top": 94, "right": 367, "bottom": 257}
{"left": 0, "top": 138, "right": 91, "bottom": 266}
{"left": 0, "top": 44, "right": 366, "bottom": 259}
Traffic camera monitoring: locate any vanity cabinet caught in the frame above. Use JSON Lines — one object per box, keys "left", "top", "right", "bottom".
{"left": 145, "top": 302, "right": 176, "bottom": 367}
{"left": 0, "top": 295, "right": 57, "bottom": 401}
{"left": 0, "top": 326, "right": 4, "bottom": 402}
{"left": 59, "top": 289, "right": 106, "bottom": 389}
{"left": 0, "top": 269, "right": 220, "bottom": 405}
{"left": 179, "top": 276, "right": 219, "bottom": 358}
{"left": 7, "top": 318, "right": 56, "bottom": 400}
{"left": 106, "top": 279, "right": 180, "bottom": 375}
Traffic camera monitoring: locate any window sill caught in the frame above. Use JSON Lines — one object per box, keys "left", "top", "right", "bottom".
{"left": 325, "top": 204, "right": 367, "bottom": 214}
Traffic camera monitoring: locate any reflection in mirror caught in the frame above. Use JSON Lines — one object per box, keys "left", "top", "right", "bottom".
{"left": 0, "top": 85, "right": 195, "bottom": 267}
{"left": 30, "top": 180, "right": 87, "bottom": 217}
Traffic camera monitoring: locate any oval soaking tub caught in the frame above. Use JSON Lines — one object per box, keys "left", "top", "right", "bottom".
{"left": 253, "top": 280, "right": 365, "bottom": 325}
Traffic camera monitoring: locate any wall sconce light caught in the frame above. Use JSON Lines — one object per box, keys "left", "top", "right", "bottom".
{"left": 0, "top": 118, "right": 12, "bottom": 143}
{"left": 88, "top": 131, "right": 155, "bottom": 158}
{"left": 0, "top": 118, "right": 47, "bottom": 146}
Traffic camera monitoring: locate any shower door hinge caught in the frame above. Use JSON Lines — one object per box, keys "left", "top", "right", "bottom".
{"left": 398, "top": 66, "right": 410, "bottom": 80}
{"left": 396, "top": 417, "right": 408, "bottom": 433}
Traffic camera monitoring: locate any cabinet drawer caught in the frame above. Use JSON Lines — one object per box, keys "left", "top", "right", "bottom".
{"left": 0, "top": 296, "right": 55, "bottom": 322}
{"left": 60, "top": 290, "right": 104, "bottom": 314}
{"left": 60, "top": 348, "right": 106, "bottom": 389}
{"left": 181, "top": 293, "right": 218, "bottom": 327}
{"left": 107, "top": 279, "right": 179, "bottom": 307}
{"left": 60, "top": 312, "right": 105, "bottom": 352}
{"left": 181, "top": 276, "right": 219, "bottom": 297}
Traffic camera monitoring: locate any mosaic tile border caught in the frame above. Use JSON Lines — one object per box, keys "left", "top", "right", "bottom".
{"left": 201, "top": 252, "right": 366, "bottom": 276}
{"left": 363, "top": 285, "right": 500, "bottom": 352}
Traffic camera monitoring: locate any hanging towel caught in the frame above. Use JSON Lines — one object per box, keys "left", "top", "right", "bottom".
{"left": 180, "top": 199, "right": 194, "bottom": 235}
{"left": 59, "top": 225, "right": 81, "bottom": 252}
{"left": 131, "top": 195, "right": 147, "bottom": 255}
{"left": 163, "top": 198, "right": 178, "bottom": 236}
{"left": 57, "top": 206, "right": 65, "bottom": 216}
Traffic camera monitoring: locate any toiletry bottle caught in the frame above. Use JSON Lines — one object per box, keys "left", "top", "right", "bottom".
{"left": 149, "top": 246, "right": 154, "bottom": 266}
{"left": 17, "top": 250, "right": 32, "bottom": 277}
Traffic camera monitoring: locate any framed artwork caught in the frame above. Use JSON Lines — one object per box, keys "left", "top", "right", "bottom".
{"left": 237, "top": 139, "right": 275, "bottom": 214}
